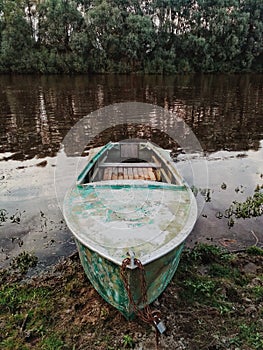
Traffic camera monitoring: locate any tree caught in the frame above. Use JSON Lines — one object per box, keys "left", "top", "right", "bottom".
{"left": 241, "top": 0, "right": 263, "bottom": 70}
{"left": 37, "top": 0, "right": 82, "bottom": 52}
{"left": 0, "top": 0, "right": 34, "bottom": 72}
{"left": 122, "top": 13, "right": 155, "bottom": 71}
{"left": 85, "top": 0, "right": 124, "bottom": 71}
{"left": 0, "top": 0, "right": 262, "bottom": 73}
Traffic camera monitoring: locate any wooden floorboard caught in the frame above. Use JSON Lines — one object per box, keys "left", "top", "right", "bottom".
{"left": 103, "top": 167, "right": 158, "bottom": 181}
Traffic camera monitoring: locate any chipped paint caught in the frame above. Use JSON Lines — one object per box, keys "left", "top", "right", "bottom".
{"left": 76, "top": 239, "right": 184, "bottom": 319}
{"left": 64, "top": 181, "right": 196, "bottom": 266}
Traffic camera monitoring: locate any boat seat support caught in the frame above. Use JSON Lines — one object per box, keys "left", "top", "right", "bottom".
{"left": 98, "top": 162, "right": 161, "bottom": 168}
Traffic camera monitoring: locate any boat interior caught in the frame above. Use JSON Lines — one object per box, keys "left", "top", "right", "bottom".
{"left": 81, "top": 142, "right": 180, "bottom": 185}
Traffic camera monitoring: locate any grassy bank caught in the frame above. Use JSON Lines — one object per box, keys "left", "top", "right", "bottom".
{"left": 0, "top": 244, "right": 262, "bottom": 350}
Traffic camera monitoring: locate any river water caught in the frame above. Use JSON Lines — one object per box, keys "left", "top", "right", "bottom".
{"left": 0, "top": 74, "right": 262, "bottom": 270}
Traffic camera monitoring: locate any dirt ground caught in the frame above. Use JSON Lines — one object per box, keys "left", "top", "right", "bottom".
{"left": 0, "top": 244, "right": 262, "bottom": 350}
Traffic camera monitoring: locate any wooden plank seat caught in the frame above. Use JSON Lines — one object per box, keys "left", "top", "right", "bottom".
{"left": 102, "top": 165, "right": 161, "bottom": 181}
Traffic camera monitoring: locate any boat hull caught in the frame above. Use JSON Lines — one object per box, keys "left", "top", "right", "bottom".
{"left": 63, "top": 141, "right": 198, "bottom": 319}
{"left": 76, "top": 238, "right": 184, "bottom": 319}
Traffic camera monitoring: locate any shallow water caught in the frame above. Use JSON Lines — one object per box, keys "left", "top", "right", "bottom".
{"left": 0, "top": 74, "right": 262, "bottom": 269}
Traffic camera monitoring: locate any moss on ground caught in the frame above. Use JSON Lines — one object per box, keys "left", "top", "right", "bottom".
{"left": 0, "top": 244, "right": 262, "bottom": 349}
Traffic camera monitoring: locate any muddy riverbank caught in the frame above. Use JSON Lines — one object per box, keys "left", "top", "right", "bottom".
{"left": 1, "top": 244, "right": 262, "bottom": 350}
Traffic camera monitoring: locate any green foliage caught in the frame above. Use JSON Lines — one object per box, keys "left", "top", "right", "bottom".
{"left": 218, "top": 189, "right": 263, "bottom": 227}
{"left": 0, "top": 0, "right": 262, "bottom": 73}
{"left": 10, "top": 251, "right": 38, "bottom": 274}
{"left": 0, "top": 283, "right": 50, "bottom": 314}
{"left": 229, "top": 191, "right": 263, "bottom": 219}
{"left": 208, "top": 262, "right": 232, "bottom": 277}
{"left": 230, "top": 323, "right": 263, "bottom": 349}
{"left": 182, "top": 243, "right": 231, "bottom": 265}
{"left": 184, "top": 277, "right": 217, "bottom": 298}
{"left": 251, "top": 285, "right": 263, "bottom": 301}
{"left": 247, "top": 246, "right": 263, "bottom": 256}
{"left": 122, "top": 334, "right": 135, "bottom": 348}
{"left": 41, "top": 334, "right": 65, "bottom": 350}
{"left": 176, "top": 244, "right": 249, "bottom": 309}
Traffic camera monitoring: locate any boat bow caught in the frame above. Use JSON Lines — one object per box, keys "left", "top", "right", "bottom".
{"left": 63, "top": 179, "right": 197, "bottom": 267}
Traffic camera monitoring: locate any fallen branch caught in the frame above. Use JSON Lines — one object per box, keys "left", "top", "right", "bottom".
{"left": 250, "top": 230, "right": 259, "bottom": 246}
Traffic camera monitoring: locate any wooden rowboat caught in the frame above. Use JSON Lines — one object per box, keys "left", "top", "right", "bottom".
{"left": 63, "top": 141, "right": 197, "bottom": 320}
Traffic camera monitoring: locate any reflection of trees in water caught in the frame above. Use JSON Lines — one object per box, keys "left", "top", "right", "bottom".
{"left": 85, "top": 124, "right": 179, "bottom": 154}
{"left": 182, "top": 103, "right": 261, "bottom": 152}
{"left": 155, "top": 74, "right": 263, "bottom": 152}
{"left": 0, "top": 74, "right": 262, "bottom": 161}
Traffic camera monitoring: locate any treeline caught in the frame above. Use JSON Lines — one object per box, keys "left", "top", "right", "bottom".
{"left": 0, "top": 0, "right": 262, "bottom": 74}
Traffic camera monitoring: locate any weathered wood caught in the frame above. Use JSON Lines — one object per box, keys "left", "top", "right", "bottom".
{"left": 118, "top": 167, "right": 124, "bottom": 180}
{"left": 154, "top": 169, "right": 162, "bottom": 181}
{"left": 148, "top": 168, "right": 156, "bottom": 181}
{"left": 123, "top": 168, "right": 129, "bottom": 179}
{"left": 120, "top": 143, "right": 138, "bottom": 159}
{"left": 143, "top": 168, "right": 150, "bottom": 180}
{"left": 128, "top": 168, "right": 133, "bottom": 179}
{"left": 103, "top": 167, "right": 110, "bottom": 181}
{"left": 137, "top": 167, "right": 144, "bottom": 179}
{"left": 111, "top": 168, "right": 118, "bottom": 180}
{"left": 99, "top": 162, "right": 161, "bottom": 168}
{"left": 103, "top": 166, "right": 161, "bottom": 182}
{"left": 133, "top": 167, "right": 139, "bottom": 179}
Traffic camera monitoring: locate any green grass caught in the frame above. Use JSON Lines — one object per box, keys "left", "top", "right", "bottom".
{"left": 247, "top": 246, "right": 263, "bottom": 256}
{"left": 181, "top": 243, "right": 232, "bottom": 265}
{"left": 0, "top": 246, "right": 262, "bottom": 349}
{"left": 40, "top": 335, "right": 65, "bottom": 350}
{"left": 230, "top": 323, "right": 263, "bottom": 349}
{"left": 10, "top": 251, "right": 38, "bottom": 274}
{"left": 122, "top": 334, "right": 135, "bottom": 348}
{"left": 0, "top": 284, "right": 51, "bottom": 313}
{"left": 175, "top": 244, "right": 256, "bottom": 309}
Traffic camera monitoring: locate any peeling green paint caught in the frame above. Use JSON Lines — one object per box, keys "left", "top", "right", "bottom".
{"left": 80, "top": 183, "right": 187, "bottom": 191}
{"left": 76, "top": 239, "right": 184, "bottom": 319}
{"left": 64, "top": 182, "right": 195, "bottom": 266}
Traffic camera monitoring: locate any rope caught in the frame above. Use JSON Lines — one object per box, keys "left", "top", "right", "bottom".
{"left": 121, "top": 257, "right": 165, "bottom": 349}
{"left": 120, "top": 257, "right": 152, "bottom": 323}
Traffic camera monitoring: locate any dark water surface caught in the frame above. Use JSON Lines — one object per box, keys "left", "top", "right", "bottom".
{"left": 0, "top": 74, "right": 262, "bottom": 269}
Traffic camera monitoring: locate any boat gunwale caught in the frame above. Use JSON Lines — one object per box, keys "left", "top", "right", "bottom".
{"left": 77, "top": 180, "right": 187, "bottom": 192}
{"left": 76, "top": 142, "right": 113, "bottom": 185}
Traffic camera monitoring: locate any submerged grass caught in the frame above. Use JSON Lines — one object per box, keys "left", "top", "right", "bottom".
{"left": 216, "top": 186, "right": 263, "bottom": 227}
{"left": 0, "top": 244, "right": 262, "bottom": 349}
